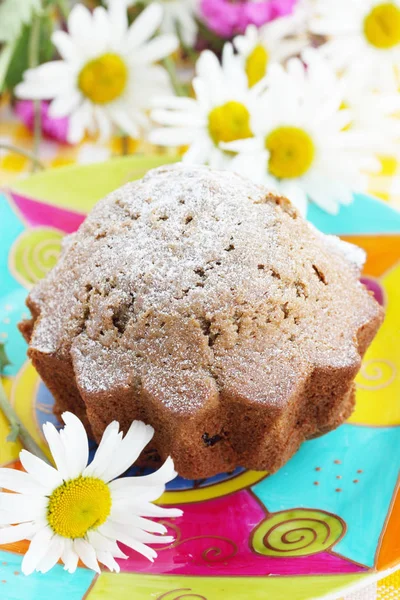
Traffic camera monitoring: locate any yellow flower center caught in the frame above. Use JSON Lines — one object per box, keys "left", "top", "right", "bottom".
{"left": 208, "top": 101, "right": 253, "bottom": 145}
{"left": 265, "top": 126, "right": 315, "bottom": 179}
{"left": 78, "top": 53, "right": 128, "bottom": 104}
{"left": 47, "top": 476, "right": 111, "bottom": 539}
{"left": 246, "top": 44, "right": 269, "bottom": 87}
{"left": 363, "top": 2, "right": 400, "bottom": 49}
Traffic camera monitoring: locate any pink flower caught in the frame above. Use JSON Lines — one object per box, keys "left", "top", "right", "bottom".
{"left": 200, "top": 0, "right": 298, "bottom": 38}
{"left": 14, "top": 100, "right": 70, "bottom": 145}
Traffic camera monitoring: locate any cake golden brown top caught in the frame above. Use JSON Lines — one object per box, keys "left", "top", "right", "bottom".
{"left": 25, "top": 164, "right": 380, "bottom": 409}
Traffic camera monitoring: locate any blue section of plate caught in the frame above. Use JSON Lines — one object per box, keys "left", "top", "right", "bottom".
{"left": 252, "top": 424, "right": 400, "bottom": 568}
{"left": 307, "top": 192, "right": 400, "bottom": 235}
{"left": 0, "top": 550, "right": 94, "bottom": 600}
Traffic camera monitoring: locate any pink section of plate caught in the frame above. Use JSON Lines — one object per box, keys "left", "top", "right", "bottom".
{"left": 117, "top": 491, "right": 365, "bottom": 576}
{"left": 9, "top": 191, "right": 85, "bottom": 233}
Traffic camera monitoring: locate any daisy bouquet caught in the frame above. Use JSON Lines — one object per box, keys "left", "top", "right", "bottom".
{"left": 1, "top": 0, "right": 400, "bottom": 210}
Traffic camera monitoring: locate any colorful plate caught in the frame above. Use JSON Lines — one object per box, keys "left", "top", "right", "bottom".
{"left": 1, "top": 156, "right": 400, "bottom": 600}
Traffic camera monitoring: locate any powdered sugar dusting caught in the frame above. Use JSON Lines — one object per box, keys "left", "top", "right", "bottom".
{"left": 25, "top": 164, "right": 380, "bottom": 416}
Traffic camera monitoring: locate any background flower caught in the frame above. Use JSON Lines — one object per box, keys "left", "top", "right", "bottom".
{"left": 14, "top": 100, "right": 70, "bottom": 145}
{"left": 150, "top": 43, "right": 263, "bottom": 168}
{"left": 225, "top": 49, "right": 380, "bottom": 214}
{"left": 0, "top": 412, "right": 182, "bottom": 575}
{"left": 15, "top": 2, "right": 178, "bottom": 143}
{"left": 310, "top": 0, "right": 400, "bottom": 92}
{"left": 200, "top": 0, "right": 298, "bottom": 39}
{"left": 128, "top": 0, "right": 200, "bottom": 46}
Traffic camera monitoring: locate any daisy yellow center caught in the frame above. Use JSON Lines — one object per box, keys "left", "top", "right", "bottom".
{"left": 265, "top": 126, "right": 315, "bottom": 179}
{"left": 246, "top": 44, "right": 269, "bottom": 87}
{"left": 208, "top": 101, "right": 253, "bottom": 145}
{"left": 363, "top": 3, "right": 400, "bottom": 49}
{"left": 47, "top": 476, "right": 111, "bottom": 539}
{"left": 78, "top": 53, "right": 128, "bottom": 104}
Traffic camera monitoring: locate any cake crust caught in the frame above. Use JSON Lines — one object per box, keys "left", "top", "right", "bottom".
{"left": 19, "top": 165, "right": 384, "bottom": 478}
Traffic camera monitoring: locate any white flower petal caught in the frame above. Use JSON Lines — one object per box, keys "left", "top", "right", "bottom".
{"left": 100, "top": 421, "right": 154, "bottom": 483}
{"left": 19, "top": 450, "right": 63, "bottom": 491}
{"left": 87, "top": 529, "right": 127, "bottom": 558}
{"left": 127, "top": 3, "right": 163, "bottom": 51}
{"left": 68, "top": 3, "right": 93, "bottom": 45}
{"left": 109, "top": 507, "right": 168, "bottom": 535}
{"left": 49, "top": 91, "right": 81, "bottom": 119}
{"left": 112, "top": 484, "right": 165, "bottom": 506}
{"left": 110, "top": 456, "right": 177, "bottom": 492}
{"left": 37, "top": 536, "right": 65, "bottom": 573}
{"left": 0, "top": 493, "right": 47, "bottom": 525}
{"left": 51, "top": 31, "right": 79, "bottom": 63}
{"left": 98, "top": 521, "right": 157, "bottom": 562}
{"left": 21, "top": 526, "right": 54, "bottom": 575}
{"left": 138, "top": 35, "right": 179, "bottom": 65}
{"left": 130, "top": 502, "right": 183, "bottom": 519}
{"left": 0, "top": 522, "right": 38, "bottom": 544}
{"left": 151, "top": 108, "right": 204, "bottom": 128}
{"left": 61, "top": 538, "right": 79, "bottom": 573}
{"left": 73, "top": 538, "right": 100, "bottom": 573}
{"left": 107, "top": 105, "right": 140, "bottom": 139}
{"left": 59, "top": 412, "right": 89, "bottom": 478}
{"left": 83, "top": 421, "right": 122, "bottom": 478}
{"left": 150, "top": 127, "right": 195, "bottom": 146}
{"left": 68, "top": 102, "right": 92, "bottom": 144}
{"left": 96, "top": 550, "right": 120, "bottom": 572}
{"left": 42, "top": 421, "right": 70, "bottom": 480}
{"left": 0, "top": 467, "right": 47, "bottom": 495}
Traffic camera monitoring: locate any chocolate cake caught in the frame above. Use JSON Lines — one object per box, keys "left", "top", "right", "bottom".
{"left": 19, "top": 165, "right": 383, "bottom": 479}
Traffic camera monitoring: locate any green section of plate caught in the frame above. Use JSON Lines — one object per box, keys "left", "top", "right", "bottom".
{"left": 10, "top": 154, "right": 179, "bottom": 213}
{"left": 89, "top": 572, "right": 367, "bottom": 600}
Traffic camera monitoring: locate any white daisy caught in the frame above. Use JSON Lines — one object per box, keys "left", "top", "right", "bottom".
{"left": 224, "top": 49, "right": 379, "bottom": 215}
{"left": 150, "top": 43, "right": 263, "bottom": 168}
{"left": 0, "top": 412, "right": 181, "bottom": 575}
{"left": 15, "top": 2, "right": 178, "bottom": 143}
{"left": 310, "top": 0, "right": 400, "bottom": 92}
{"left": 233, "top": 15, "right": 308, "bottom": 88}
{"left": 340, "top": 74, "right": 400, "bottom": 154}
{"left": 128, "top": 0, "right": 199, "bottom": 47}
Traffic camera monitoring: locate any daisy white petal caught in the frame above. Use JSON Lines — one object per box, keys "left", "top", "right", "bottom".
{"left": 98, "top": 521, "right": 157, "bottom": 562}
{"left": 87, "top": 529, "right": 128, "bottom": 558}
{"left": 100, "top": 421, "right": 154, "bottom": 483}
{"left": 138, "top": 35, "right": 179, "bottom": 65}
{"left": 110, "top": 456, "right": 177, "bottom": 490}
{"left": 0, "top": 467, "right": 47, "bottom": 495}
{"left": 42, "top": 421, "right": 70, "bottom": 479}
{"left": 130, "top": 502, "right": 183, "bottom": 519}
{"left": 21, "top": 526, "right": 54, "bottom": 576}
{"left": 49, "top": 90, "right": 81, "bottom": 119}
{"left": 0, "top": 522, "right": 37, "bottom": 544}
{"left": 106, "top": 106, "right": 140, "bottom": 139}
{"left": 0, "top": 493, "right": 47, "bottom": 524}
{"left": 61, "top": 539, "right": 79, "bottom": 574}
{"left": 37, "top": 536, "right": 65, "bottom": 574}
{"left": 19, "top": 449, "right": 63, "bottom": 491}
{"left": 96, "top": 550, "right": 120, "bottom": 573}
{"left": 59, "top": 412, "right": 89, "bottom": 478}
{"left": 109, "top": 508, "right": 168, "bottom": 535}
{"left": 83, "top": 421, "right": 121, "bottom": 478}
{"left": 73, "top": 538, "right": 100, "bottom": 573}
{"left": 150, "top": 127, "right": 195, "bottom": 146}
{"left": 126, "top": 3, "right": 163, "bottom": 51}
{"left": 112, "top": 484, "right": 165, "bottom": 505}
{"left": 67, "top": 3, "right": 93, "bottom": 44}
{"left": 51, "top": 31, "right": 79, "bottom": 63}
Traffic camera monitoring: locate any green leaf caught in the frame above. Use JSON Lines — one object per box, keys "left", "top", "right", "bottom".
{"left": 4, "top": 15, "right": 54, "bottom": 93}
{"left": 0, "top": 41, "right": 16, "bottom": 93}
{"left": 0, "top": 343, "right": 11, "bottom": 375}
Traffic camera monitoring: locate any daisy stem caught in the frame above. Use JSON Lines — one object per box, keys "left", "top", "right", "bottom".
{"left": 162, "top": 56, "right": 185, "bottom": 97}
{"left": 0, "top": 144, "right": 45, "bottom": 170}
{"left": 0, "top": 378, "right": 50, "bottom": 464}
{"left": 28, "top": 14, "right": 42, "bottom": 173}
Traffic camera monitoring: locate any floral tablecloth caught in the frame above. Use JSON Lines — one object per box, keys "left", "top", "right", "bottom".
{"left": 1, "top": 96, "right": 400, "bottom": 600}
